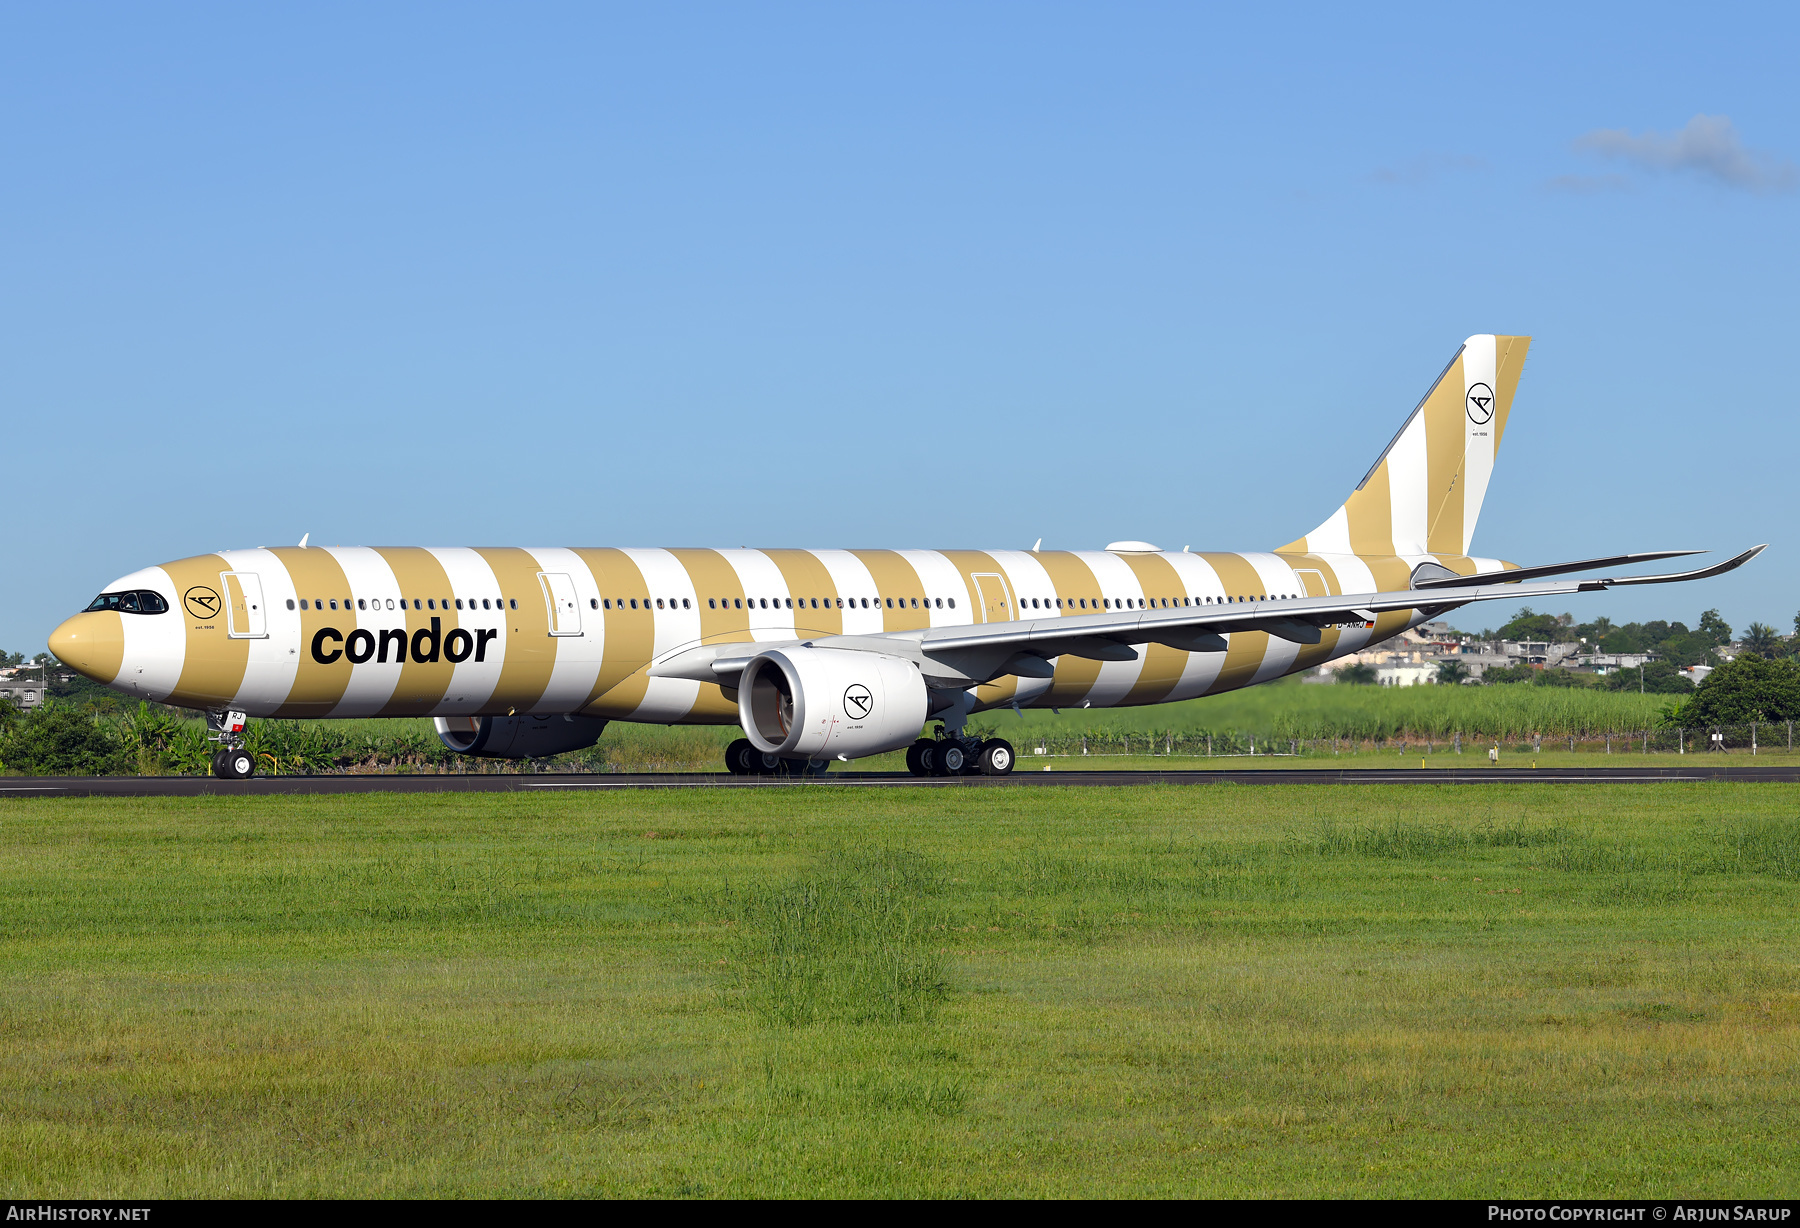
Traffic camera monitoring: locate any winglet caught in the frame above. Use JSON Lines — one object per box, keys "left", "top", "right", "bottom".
{"left": 298, "top": 533, "right": 310, "bottom": 548}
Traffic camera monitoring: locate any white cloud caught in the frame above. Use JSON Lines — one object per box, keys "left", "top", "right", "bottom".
{"left": 1573, "top": 114, "right": 1795, "bottom": 192}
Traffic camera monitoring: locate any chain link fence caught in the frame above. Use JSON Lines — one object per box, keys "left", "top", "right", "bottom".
{"left": 1015, "top": 722, "right": 1800, "bottom": 759}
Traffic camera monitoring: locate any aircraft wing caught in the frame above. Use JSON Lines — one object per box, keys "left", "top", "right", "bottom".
{"left": 650, "top": 545, "right": 1765, "bottom": 689}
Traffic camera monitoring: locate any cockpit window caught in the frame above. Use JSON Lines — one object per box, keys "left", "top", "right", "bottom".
{"left": 84, "top": 590, "right": 169, "bottom": 615}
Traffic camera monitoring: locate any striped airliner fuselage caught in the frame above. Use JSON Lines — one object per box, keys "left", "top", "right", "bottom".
{"left": 49, "top": 544, "right": 1500, "bottom": 723}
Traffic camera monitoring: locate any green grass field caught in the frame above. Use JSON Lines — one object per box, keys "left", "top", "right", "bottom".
{"left": 3, "top": 784, "right": 1797, "bottom": 1197}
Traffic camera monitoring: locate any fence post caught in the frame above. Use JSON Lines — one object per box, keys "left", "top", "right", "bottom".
{"left": 1753, "top": 723, "right": 1758, "bottom": 756}
{"left": 1207, "top": 734, "right": 1212, "bottom": 757}
{"left": 1533, "top": 733, "right": 1541, "bottom": 753}
{"left": 1250, "top": 735, "right": 1256, "bottom": 756}
{"left": 1605, "top": 733, "right": 1610, "bottom": 754}
{"left": 1679, "top": 727, "right": 1684, "bottom": 755}
{"left": 1081, "top": 735, "right": 1088, "bottom": 756}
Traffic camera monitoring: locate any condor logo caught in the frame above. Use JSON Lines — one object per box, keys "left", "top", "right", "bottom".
{"left": 310, "top": 617, "right": 499, "bottom": 666}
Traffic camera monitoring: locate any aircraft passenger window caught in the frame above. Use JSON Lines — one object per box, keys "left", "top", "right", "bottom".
{"left": 354, "top": 598, "right": 364, "bottom": 611}
{"left": 509, "top": 598, "right": 517, "bottom": 609}
{"left": 591, "top": 598, "right": 599, "bottom": 610}
{"left": 682, "top": 598, "right": 690, "bottom": 609}
{"left": 629, "top": 599, "right": 638, "bottom": 609}
{"left": 910, "top": 597, "right": 918, "bottom": 608}
{"left": 734, "top": 598, "right": 742, "bottom": 609}
{"left": 286, "top": 599, "right": 296, "bottom": 611}
{"left": 298, "top": 599, "right": 308, "bottom": 610}
{"left": 948, "top": 598, "right": 955, "bottom": 609}
{"left": 656, "top": 598, "right": 664, "bottom": 609}
{"left": 784, "top": 598, "right": 792, "bottom": 609}
{"left": 707, "top": 598, "right": 715, "bottom": 609}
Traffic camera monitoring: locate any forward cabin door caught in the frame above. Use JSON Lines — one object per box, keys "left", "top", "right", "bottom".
{"left": 537, "top": 572, "right": 583, "bottom": 636}
{"left": 220, "top": 572, "right": 268, "bottom": 639}
{"left": 970, "top": 573, "right": 1015, "bottom": 624}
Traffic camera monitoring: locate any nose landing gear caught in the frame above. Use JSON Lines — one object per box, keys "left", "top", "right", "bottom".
{"left": 207, "top": 709, "right": 257, "bottom": 780}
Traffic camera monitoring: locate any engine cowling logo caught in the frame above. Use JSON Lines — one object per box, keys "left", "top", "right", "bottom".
{"left": 184, "top": 586, "right": 221, "bottom": 620}
{"left": 843, "top": 683, "right": 873, "bottom": 720}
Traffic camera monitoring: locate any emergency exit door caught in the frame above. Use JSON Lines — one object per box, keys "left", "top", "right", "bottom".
{"left": 537, "top": 572, "right": 583, "bottom": 636}
{"left": 970, "top": 573, "right": 1015, "bottom": 624}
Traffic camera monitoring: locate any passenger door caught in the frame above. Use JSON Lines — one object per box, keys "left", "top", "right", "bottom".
{"left": 220, "top": 572, "right": 268, "bottom": 639}
{"left": 1294, "top": 569, "right": 1330, "bottom": 598}
{"left": 537, "top": 572, "right": 583, "bottom": 636}
{"left": 970, "top": 573, "right": 1015, "bottom": 624}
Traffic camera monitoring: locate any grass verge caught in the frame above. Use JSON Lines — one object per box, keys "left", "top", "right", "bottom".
{"left": 1, "top": 784, "right": 1797, "bottom": 1196}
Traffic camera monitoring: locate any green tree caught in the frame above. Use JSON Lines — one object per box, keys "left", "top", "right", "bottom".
{"left": 1679, "top": 654, "right": 1800, "bottom": 726}
{"left": 1697, "top": 609, "right": 1733, "bottom": 647}
{"left": 1742, "top": 622, "right": 1783, "bottom": 657}
{"left": 1336, "top": 663, "right": 1378, "bottom": 685}
{"left": 1655, "top": 629, "right": 1718, "bottom": 670}
{"left": 1493, "top": 607, "right": 1572, "bottom": 642}
{"left": 1435, "top": 660, "right": 1470, "bottom": 685}
{"left": 0, "top": 705, "right": 127, "bottom": 775}
{"left": 1602, "top": 660, "right": 1694, "bottom": 694}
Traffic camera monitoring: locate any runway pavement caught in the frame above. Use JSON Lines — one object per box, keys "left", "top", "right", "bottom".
{"left": 5, "top": 763, "right": 1800, "bottom": 797}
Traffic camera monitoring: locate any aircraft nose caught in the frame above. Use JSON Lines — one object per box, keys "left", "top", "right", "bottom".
{"left": 49, "top": 613, "right": 125, "bottom": 684}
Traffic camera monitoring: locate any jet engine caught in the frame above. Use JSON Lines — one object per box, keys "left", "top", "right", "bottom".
{"left": 434, "top": 713, "right": 609, "bottom": 759}
{"left": 739, "top": 646, "right": 928, "bottom": 761}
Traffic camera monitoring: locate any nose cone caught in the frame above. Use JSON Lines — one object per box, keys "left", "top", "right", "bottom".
{"left": 49, "top": 613, "right": 125, "bottom": 685}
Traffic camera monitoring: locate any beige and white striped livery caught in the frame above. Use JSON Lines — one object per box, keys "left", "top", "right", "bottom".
{"left": 48, "top": 334, "right": 1763, "bottom": 775}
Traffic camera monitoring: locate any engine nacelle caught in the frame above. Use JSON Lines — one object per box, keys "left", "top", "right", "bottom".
{"left": 434, "top": 714, "right": 609, "bottom": 759}
{"left": 739, "top": 647, "right": 928, "bottom": 761}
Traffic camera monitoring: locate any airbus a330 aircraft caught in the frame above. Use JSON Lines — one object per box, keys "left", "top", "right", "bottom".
{"left": 49, "top": 335, "right": 1761, "bottom": 779}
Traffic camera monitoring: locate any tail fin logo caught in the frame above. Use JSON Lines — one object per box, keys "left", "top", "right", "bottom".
{"left": 1466, "top": 383, "right": 1495, "bottom": 425}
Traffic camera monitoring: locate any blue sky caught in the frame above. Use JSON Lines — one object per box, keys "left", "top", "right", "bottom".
{"left": 4, "top": 2, "right": 1796, "bottom": 651}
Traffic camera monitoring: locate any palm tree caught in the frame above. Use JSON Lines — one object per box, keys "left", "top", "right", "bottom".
{"left": 1742, "top": 621, "right": 1782, "bottom": 657}
{"left": 1436, "top": 660, "right": 1470, "bottom": 685}
{"left": 1337, "top": 663, "right": 1378, "bottom": 685}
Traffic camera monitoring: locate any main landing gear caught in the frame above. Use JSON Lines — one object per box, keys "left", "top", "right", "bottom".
{"left": 905, "top": 734, "right": 1014, "bottom": 777}
{"left": 723, "top": 738, "right": 829, "bottom": 778}
{"left": 208, "top": 709, "right": 257, "bottom": 780}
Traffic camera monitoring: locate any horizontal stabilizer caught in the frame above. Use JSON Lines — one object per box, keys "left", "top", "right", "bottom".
{"left": 1411, "top": 549, "right": 1705, "bottom": 590}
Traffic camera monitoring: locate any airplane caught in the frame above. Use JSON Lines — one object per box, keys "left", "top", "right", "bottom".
{"left": 47, "top": 334, "right": 1763, "bottom": 780}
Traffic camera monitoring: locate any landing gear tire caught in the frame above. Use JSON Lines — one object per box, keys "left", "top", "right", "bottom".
{"left": 905, "top": 739, "right": 934, "bottom": 777}
{"left": 213, "top": 748, "right": 256, "bottom": 779}
{"left": 977, "top": 738, "right": 1015, "bottom": 776}
{"left": 932, "top": 740, "right": 967, "bottom": 777}
{"left": 725, "top": 738, "right": 758, "bottom": 775}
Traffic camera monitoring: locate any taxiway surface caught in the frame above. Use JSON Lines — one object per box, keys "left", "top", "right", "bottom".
{"left": 4, "top": 765, "right": 1798, "bottom": 797}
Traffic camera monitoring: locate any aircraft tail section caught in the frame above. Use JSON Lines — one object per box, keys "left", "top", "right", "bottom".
{"left": 1278, "top": 334, "right": 1530, "bottom": 558}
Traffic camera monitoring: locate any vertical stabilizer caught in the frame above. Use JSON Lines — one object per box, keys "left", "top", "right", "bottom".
{"left": 1277, "top": 334, "right": 1530, "bottom": 557}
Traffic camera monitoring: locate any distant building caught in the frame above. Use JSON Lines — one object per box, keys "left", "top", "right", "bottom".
{"left": 1376, "top": 661, "right": 1440, "bottom": 687}
{"left": 1680, "top": 664, "right": 1714, "bottom": 687}
{"left": 0, "top": 679, "right": 44, "bottom": 710}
